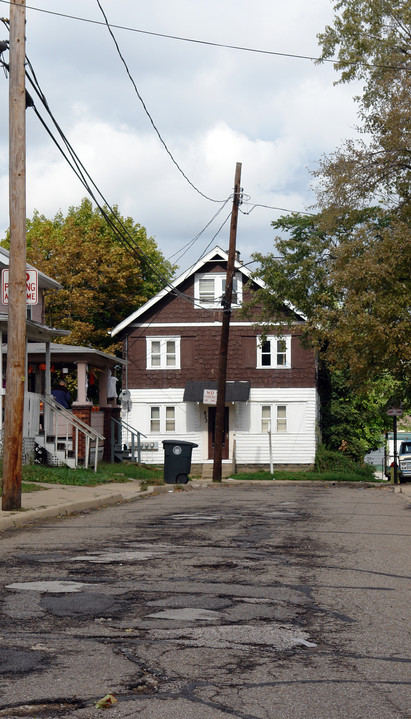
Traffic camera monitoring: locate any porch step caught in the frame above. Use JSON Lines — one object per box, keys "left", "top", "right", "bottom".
{"left": 113, "top": 446, "right": 139, "bottom": 463}
{"left": 35, "top": 435, "right": 76, "bottom": 469}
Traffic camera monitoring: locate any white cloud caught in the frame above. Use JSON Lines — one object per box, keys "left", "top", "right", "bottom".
{"left": 0, "top": 0, "right": 362, "bottom": 270}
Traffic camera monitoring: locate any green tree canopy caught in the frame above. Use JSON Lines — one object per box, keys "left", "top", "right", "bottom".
{"left": 251, "top": 0, "right": 410, "bottom": 388}
{"left": 2, "top": 198, "right": 176, "bottom": 352}
{"left": 248, "top": 212, "right": 410, "bottom": 458}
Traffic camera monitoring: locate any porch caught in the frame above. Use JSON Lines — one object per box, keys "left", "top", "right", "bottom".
{"left": 1, "top": 341, "right": 127, "bottom": 469}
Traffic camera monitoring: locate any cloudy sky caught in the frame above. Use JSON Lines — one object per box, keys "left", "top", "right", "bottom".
{"left": 0, "top": 0, "right": 361, "bottom": 274}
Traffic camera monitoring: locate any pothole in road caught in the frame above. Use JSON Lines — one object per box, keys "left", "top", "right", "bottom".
{"left": 168, "top": 514, "right": 222, "bottom": 522}
{"left": 151, "top": 623, "right": 317, "bottom": 650}
{"left": 40, "top": 592, "right": 119, "bottom": 617}
{"left": 70, "top": 550, "right": 156, "bottom": 563}
{"left": 0, "top": 701, "right": 82, "bottom": 717}
{"left": 146, "top": 607, "right": 222, "bottom": 621}
{"left": 6, "top": 581, "right": 91, "bottom": 593}
{"left": 0, "top": 648, "right": 48, "bottom": 676}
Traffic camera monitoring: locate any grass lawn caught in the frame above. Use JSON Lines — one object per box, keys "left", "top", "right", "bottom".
{"left": 19, "top": 462, "right": 164, "bottom": 488}
{"left": 0, "top": 482, "right": 49, "bottom": 495}
{"left": 231, "top": 469, "right": 383, "bottom": 482}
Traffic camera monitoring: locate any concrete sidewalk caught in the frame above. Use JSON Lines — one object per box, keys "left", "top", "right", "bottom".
{"left": 0, "top": 480, "right": 160, "bottom": 532}
{"left": 0, "top": 478, "right": 410, "bottom": 533}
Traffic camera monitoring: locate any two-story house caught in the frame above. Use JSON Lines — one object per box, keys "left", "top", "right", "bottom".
{"left": 111, "top": 246, "right": 319, "bottom": 475}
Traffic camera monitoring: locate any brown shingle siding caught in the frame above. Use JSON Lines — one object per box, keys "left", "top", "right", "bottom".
{"left": 126, "top": 324, "right": 315, "bottom": 390}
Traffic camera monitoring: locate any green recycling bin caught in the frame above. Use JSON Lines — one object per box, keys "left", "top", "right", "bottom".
{"left": 162, "top": 440, "right": 198, "bottom": 484}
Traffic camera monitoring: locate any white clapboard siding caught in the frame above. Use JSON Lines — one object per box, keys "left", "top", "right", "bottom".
{"left": 125, "top": 386, "right": 318, "bottom": 466}
{"left": 235, "top": 387, "right": 317, "bottom": 464}
{"left": 126, "top": 388, "right": 202, "bottom": 464}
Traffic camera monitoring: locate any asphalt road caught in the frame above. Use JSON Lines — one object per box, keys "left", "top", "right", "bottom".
{"left": 0, "top": 483, "right": 409, "bottom": 719}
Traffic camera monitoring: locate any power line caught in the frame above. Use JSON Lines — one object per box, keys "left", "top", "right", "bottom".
{"left": 95, "top": 0, "right": 223, "bottom": 204}
{"left": 0, "top": 0, "right": 408, "bottom": 72}
{"left": 166, "top": 199, "right": 231, "bottom": 264}
{"left": 241, "top": 202, "right": 316, "bottom": 217}
{"left": 0, "top": 29, "right": 236, "bottom": 311}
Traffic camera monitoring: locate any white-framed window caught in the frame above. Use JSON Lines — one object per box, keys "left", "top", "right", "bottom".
{"left": 150, "top": 405, "right": 176, "bottom": 433}
{"left": 194, "top": 273, "right": 242, "bottom": 309}
{"left": 146, "top": 336, "right": 181, "bottom": 369}
{"left": 150, "top": 406, "right": 160, "bottom": 432}
{"left": 165, "top": 406, "right": 176, "bottom": 432}
{"left": 261, "top": 405, "right": 271, "bottom": 432}
{"left": 257, "top": 335, "right": 291, "bottom": 368}
{"left": 261, "top": 404, "right": 287, "bottom": 432}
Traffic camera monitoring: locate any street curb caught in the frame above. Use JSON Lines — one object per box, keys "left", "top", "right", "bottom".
{"left": 0, "top": 492, "right": 125, "bottom": 531}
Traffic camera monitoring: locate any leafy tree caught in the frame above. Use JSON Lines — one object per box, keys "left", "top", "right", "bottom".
{"left": 252, "top": 1, "right": 410, "bottom": 383}
{"left": 2, "top": 198, "right": 176, "bottom": 352}
{"left": 247, "top": 1, "right": 410, "bottom": 455}
{"left": 319, "top": 367, "right": 404, "bottom": 461}
{"left": 317, "top": 0, "right": 410, "bottom": 110}
{"left": 313, "top": 2, "right": 411, "bottom": 386}
{"left": 246, "top": 212, "right": 409, "bottom": 459}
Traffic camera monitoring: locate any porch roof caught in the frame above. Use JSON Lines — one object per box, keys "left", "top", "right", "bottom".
{"left": 0, "top": 313, "right": 70, "bottom": 342}
{"left": 26, "top": 342, "right": 126, "bottom": 369}
{"left": 183, "top": 380, "right": 250, "bottom": 403}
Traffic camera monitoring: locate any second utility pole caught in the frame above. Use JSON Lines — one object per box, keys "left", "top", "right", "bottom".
{"left": 212, "top": 161, "right": 242, "bottom": 483}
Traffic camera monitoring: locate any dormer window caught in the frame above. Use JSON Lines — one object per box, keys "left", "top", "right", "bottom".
{"left": 195, "top": 273, "right": 242, "bottom": 309}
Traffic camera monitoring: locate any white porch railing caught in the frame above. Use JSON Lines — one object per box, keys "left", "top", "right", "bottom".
{"left": 38, "top": 394, "right": 105, "bottom": 472}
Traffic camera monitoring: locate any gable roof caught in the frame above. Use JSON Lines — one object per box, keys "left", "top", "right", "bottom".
{"left": 111, "top": 245, "right": 305, "bottom": 337}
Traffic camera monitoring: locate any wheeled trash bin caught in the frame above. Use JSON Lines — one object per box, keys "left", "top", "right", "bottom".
{"left": 162, "top": 440, "right": 198, "bottom": 484}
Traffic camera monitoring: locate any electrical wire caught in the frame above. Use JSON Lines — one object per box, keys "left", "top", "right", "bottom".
{"left": 241, "top": 202, "right": 316, "bottom": 216}
{"left": 0, "top": 19, "right": 322, "bottom": 313}
{"left": 166, "top": 199, "right": 231, "bottom": 264}
{"left": 21, "top": 61, "right": 200, "bottom": 303}
{"left": 0, "top": 0, "right": 408, "bottom": 72}
{"left": 0, "top": 28, "right": 236, "bottom": 311}
{"left": 95, "top": 0, "right": 224, "bottom": 204}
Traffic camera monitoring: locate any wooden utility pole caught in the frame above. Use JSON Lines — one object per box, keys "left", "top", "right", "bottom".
{"left": 2, "top": 0, "right": 27, "bottom": 510}
{"left": 212, "top": 162, "right": 242, "bottom": 483}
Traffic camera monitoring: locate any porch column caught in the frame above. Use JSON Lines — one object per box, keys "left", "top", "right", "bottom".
{"left": 72, "top": 361, "right": 92, "bottom": 462}
{"left": 44, "top": 340, "right": 52, "bottom": 435}
{"left": 45, "top": 341, "right": 51, "bottom": 396}
{"left": 73, "top": 361, "right": 91, "bottom": 406}
{"left": 99, "top": 368, "right": 108, "bottom": 407}
{"left": 0, "top": 330, "right": 2, "bottom": 437}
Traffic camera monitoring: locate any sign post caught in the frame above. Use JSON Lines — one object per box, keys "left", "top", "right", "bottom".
{"left": 387, "top": 408, "right": 403, "bottom": 484}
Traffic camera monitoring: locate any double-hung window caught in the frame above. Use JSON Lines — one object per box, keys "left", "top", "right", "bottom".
{"left": 150, "top": 406, "right": 176, "bottom": 433}
{"left": 261, "top": 405, "right": 287, "bottom": 432}
{"left": 195, "top": 273, "right": 242, "bottom": 308}
{"left": 257, "top": 336, "right": 291, "bottom": 368}
{"left": 146, "top": 337, "right": 180, "bottom": 370}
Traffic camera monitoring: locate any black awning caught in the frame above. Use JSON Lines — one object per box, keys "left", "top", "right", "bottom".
{"left": 183, "top": 380, "right": 250, "bottom": 403}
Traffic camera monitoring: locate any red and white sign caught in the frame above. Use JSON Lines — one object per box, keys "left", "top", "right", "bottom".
{"left": 387, "top": 408, "right": 403, "bottom": 417}
{"left": 203, "top": 388, "right": 217, "bottom": 405}
{"left": 1, "top": 269, "right": 38, "bottom": 305}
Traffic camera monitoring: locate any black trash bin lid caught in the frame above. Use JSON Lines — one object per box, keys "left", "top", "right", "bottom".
{"left": 162, "top": 440, "right": 198, "bottom": 448}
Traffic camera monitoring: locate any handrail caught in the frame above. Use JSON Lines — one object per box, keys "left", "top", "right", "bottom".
{"left": 41, "top": 395, "right": 105, "bottom": 441}
{"left": 111, "top": 416, "right": 146, "bottom": 464}
{"left": 39, "top": 394, "right": 105, "bottom": 471}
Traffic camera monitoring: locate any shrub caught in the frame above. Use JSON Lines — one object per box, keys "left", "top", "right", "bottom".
{"left": 315, "top": 444, "right": 375, "bottom": 479}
